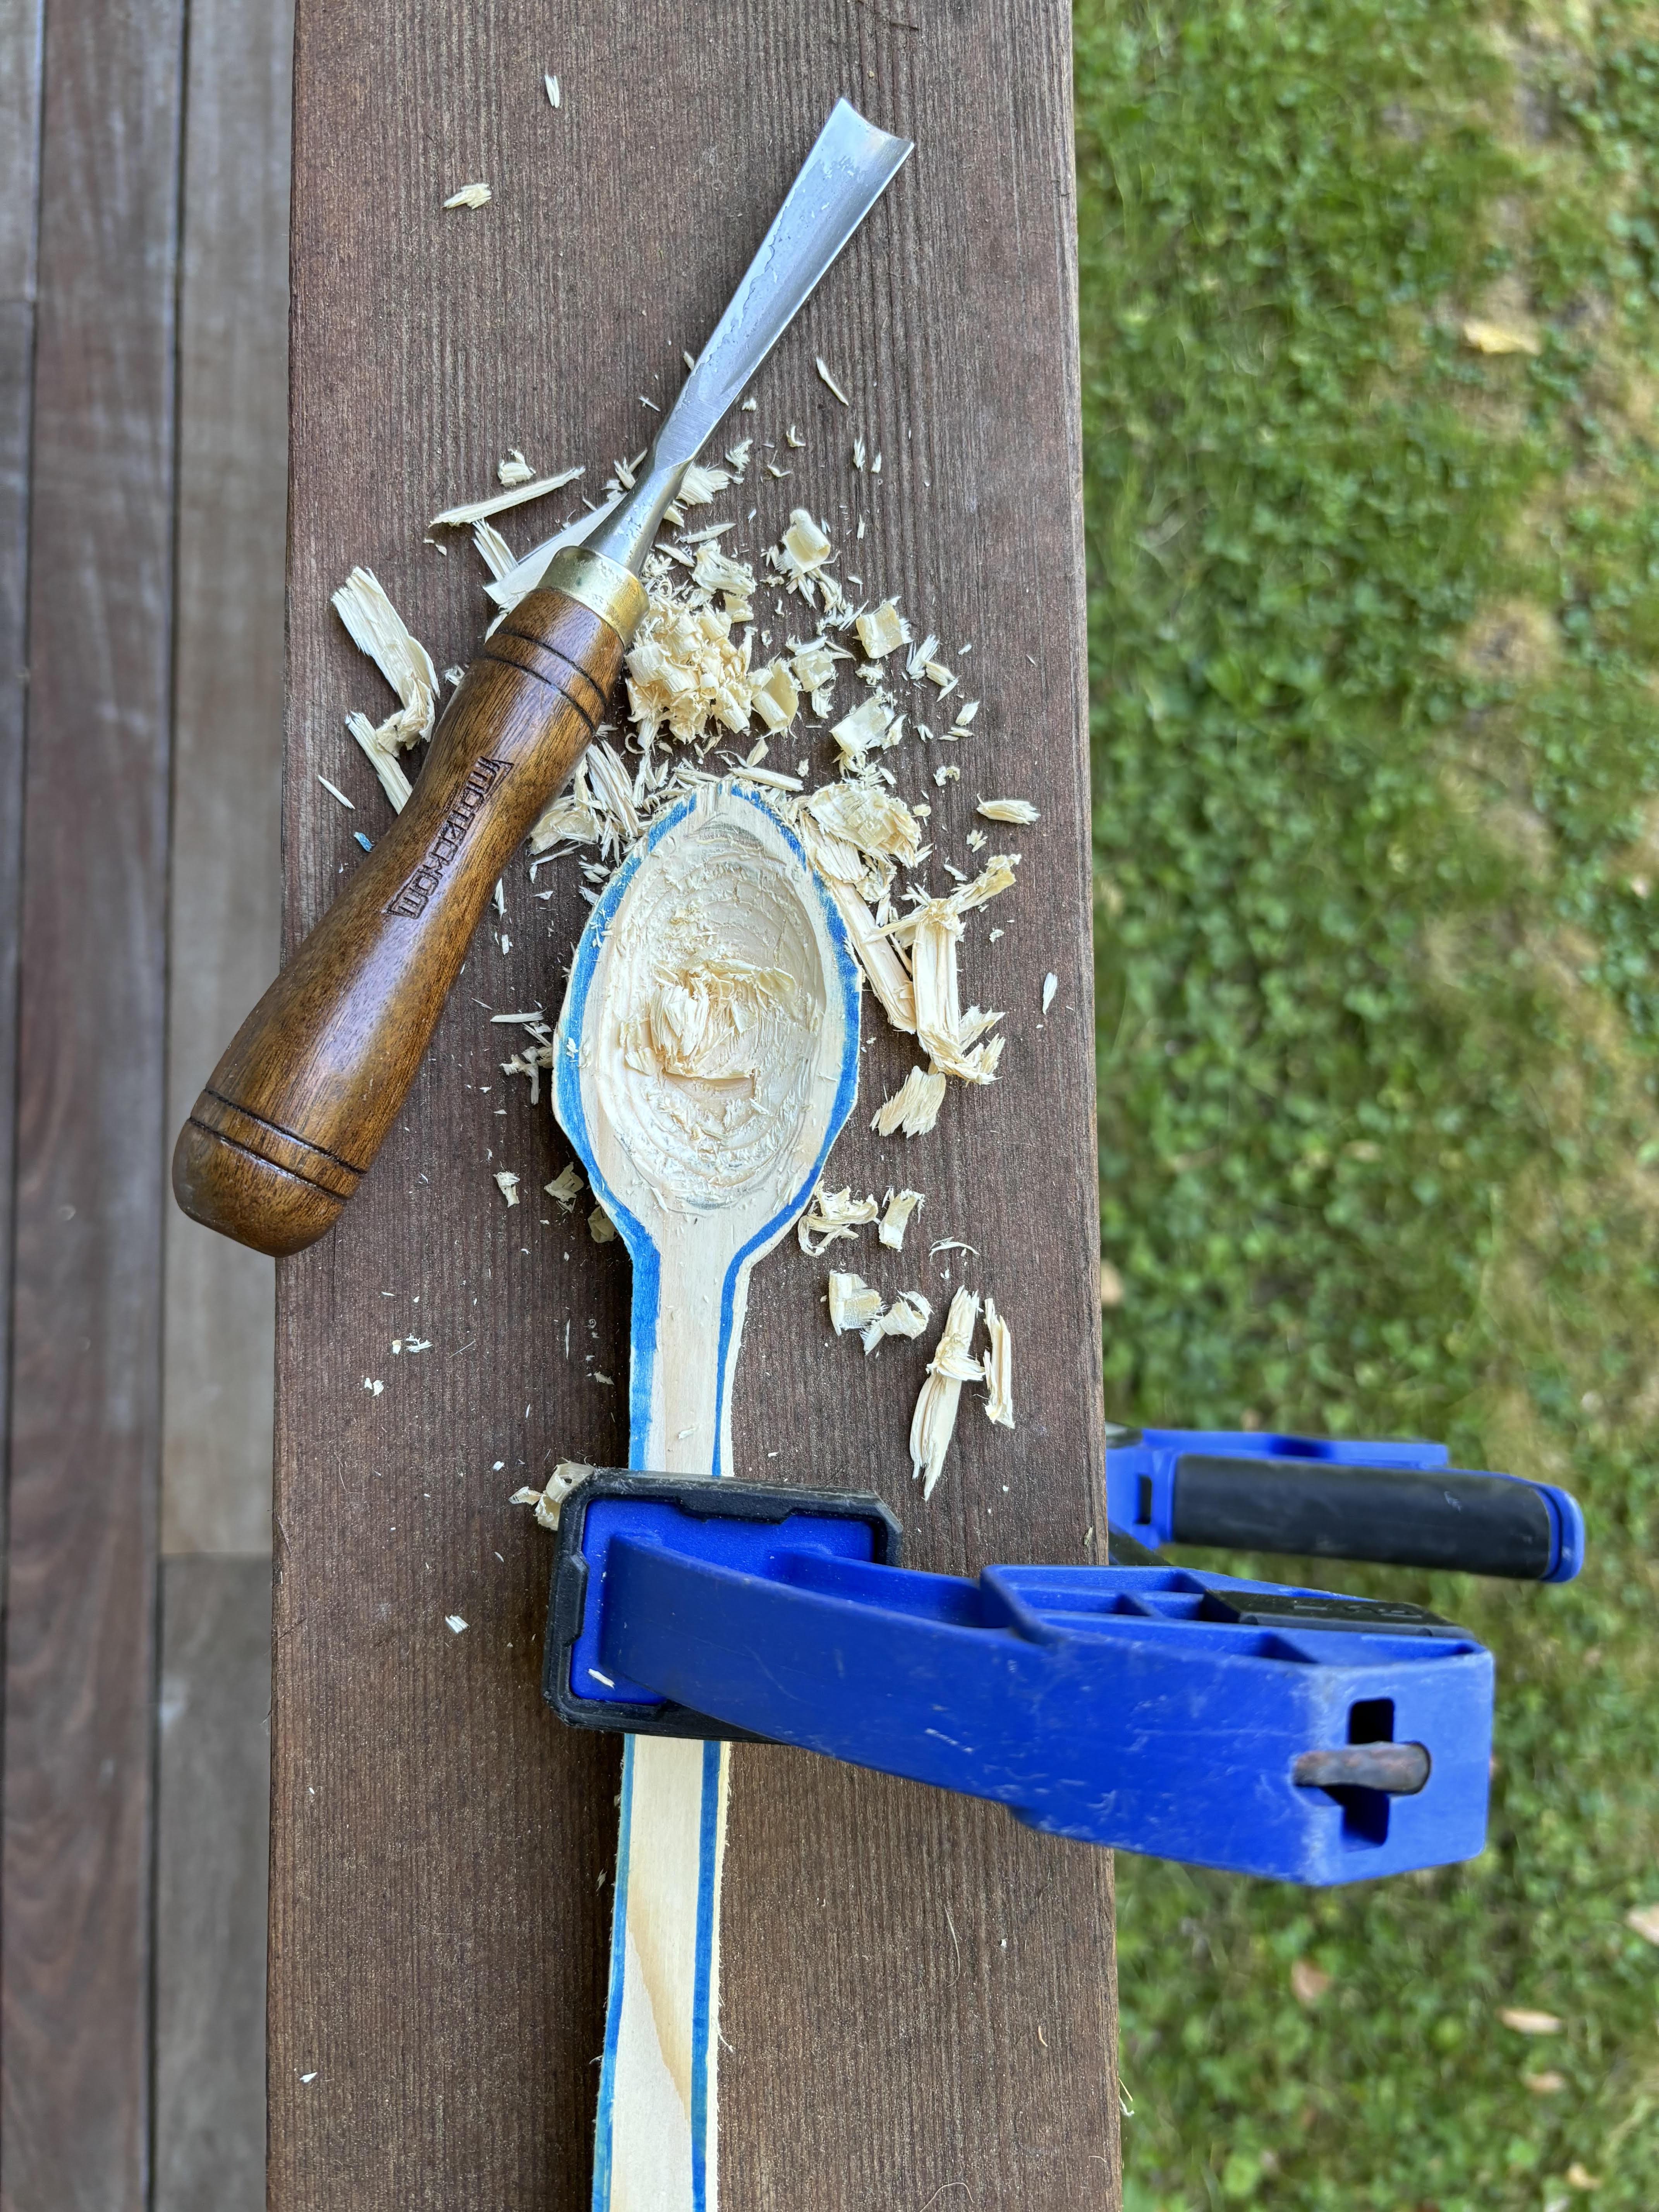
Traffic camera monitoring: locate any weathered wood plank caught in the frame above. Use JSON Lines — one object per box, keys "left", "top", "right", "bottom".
{"left": 161, "top": 0, "right": 292, "bottom": 1558}
{"left": 271, "top": 5, "right": 1114, "bottom": 2207}
{"left": 155, "top": 1557, "right": 273, "bottom": 2212}
{"left": 0, "top": 0, "right": 44, "bottom": 1610}
{"left": 0, "top": 0, "right": 184, "bottom": 2203}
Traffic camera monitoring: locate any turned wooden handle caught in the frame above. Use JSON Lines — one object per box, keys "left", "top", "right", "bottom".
{"left": 172, "top": 581, "right": 629, "bottom": 1254}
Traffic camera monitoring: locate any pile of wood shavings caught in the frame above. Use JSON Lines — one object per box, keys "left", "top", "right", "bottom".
{"left": 331, "top": 410, "right": 1042, "bottom": 1506}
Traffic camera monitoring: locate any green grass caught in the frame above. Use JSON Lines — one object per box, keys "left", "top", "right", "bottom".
{"left": 1077, "top": 2, "right": 1659, "bottom": 2203}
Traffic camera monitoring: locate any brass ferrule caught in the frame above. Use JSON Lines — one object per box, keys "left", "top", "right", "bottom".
{"left": 542, "top": 546, "right": 649, "bottom": 645}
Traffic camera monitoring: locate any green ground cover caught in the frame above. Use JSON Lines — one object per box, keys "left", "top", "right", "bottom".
{"left": 1077, "top": 2, "right": 1659, "bottom": 2203}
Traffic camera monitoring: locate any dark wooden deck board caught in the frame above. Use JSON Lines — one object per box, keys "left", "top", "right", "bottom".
{"left": 271, "top": 5, "right": 1115, "bottom": 2206}
{"left": 0, "top": 0, "right": 43, "bottom": 1615}
{"left": 154, "top": 1558, "right": 273, "bottom": 2212}
{"left": 0, "top": 0, "right": 184, "bottom": 2204}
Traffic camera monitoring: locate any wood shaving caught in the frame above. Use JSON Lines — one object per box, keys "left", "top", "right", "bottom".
{"left": 659, "top": 460, "right": 733, "bottom": 529}
{"left": 512, "top": 1460, "right": 590, "bottom": 1531}
{"left": 1042, "top": 972, "right": 1058, "bottom": 1013}
{"left": 429, "top": 464, "right": 584, "bottom": 529}
{"left": 871, "top": 1065, "right": 946, "bottom": 1138}
{"left": 501, "top": 1044, "right": 553, "bottom": 1104}
{"left": 528, "top": 757, "right": 605, "bottom": 852}
{"left": 689, "top": 541, "right": 756, "bottom": 603}
{"left": 471, "top": 519, "right": 517, "bottom": 580}
{"left": 544, "top": 1163, "right": 584, "bottom": 1212}
{"left": 792, "top": 823, "right": 917, "bottom": 1033}
{"left": 789, "top": 634, "right": 846, "bottom": 716}
{"left": 445, "top": 1614, "right": 469, "bottom": 1633}
{"left": 981, "top": 1297, "right": 1013, "bottom": 1427}
{"left": 317, "top": 774, "right": 354, "bottom": 810}
{"left": 544, "top": 72, "right": 561, "bottom": 107}
{"left": 827, "top": 1271, "right": 885, "bottom": 1334}
{"left": 802, "top": 783, "right": 922, "bottom": 894}
{"left": 815, "top": 356, "right": 851, "bottom": 405}
{"left": 883, "top": 853, "right": 1021, "bottom": 945}
{"left": 978, "top": 798, "right": 1040, "bottom": 825}
{"left": 331, "top": 567, "right": 440, "bottom": 812}
{"left": 770, "top": 508, "right": 834, "bottom": 590}
{"left": 879, "top": 1188, "right": 924, "bottom": 1250}
{"left": 934, "top": 764, "right": 960, "bottom": 787}
{"left": 589, "top": 1203, "right": 618, "bottom": 1244}
{"left": 498, "top": 448, "right": 536, "bottom": 486}
{"left": 785, "top": 424, "right": 804, "bottom": 448}
{"left": 910, "top": 1286, "right": 982, "bottom": 1496}
{"left": 830, "top": 695, "right": 900, "bottom": 771}
{"left": 852, "top": 436, "right": 866, "bottom": 471}
{"left": 444, "top": 182, "right": 492, "bottom": 210}
{"left": 495, "top": 1170, "right": 521, "bottom": 1206}
{"left": 750, "top": 659, "right": 799, "bottom": 732}
{"left": 855, "top": 601, "right": 908, "bottom": 659}
{"left": 910, "top": 900, "right": 1004, "bottom": 1086}
{"left": 925, "top": 660, "right": 957, "bottom": 694}
{"left": 798, "top": 1183, "right": 879, "bottom": 1255}
{"left": 1626, "top": 1903, "right": 1659, "bottom": 1946}
{"left": 860, "top": 1287, "right": 931, "bottom": 1354}
{"left": 584, "top": 738, "right": 644, "bottom": 851}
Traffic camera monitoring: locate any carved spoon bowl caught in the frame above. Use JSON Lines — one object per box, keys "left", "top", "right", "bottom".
{"left": 553, "top": 773, "right": 861, "bottom": 1475}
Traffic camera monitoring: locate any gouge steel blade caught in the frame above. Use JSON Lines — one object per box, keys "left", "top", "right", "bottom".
{"left": 577, "top": 99, "right": 911, "bottom": 575}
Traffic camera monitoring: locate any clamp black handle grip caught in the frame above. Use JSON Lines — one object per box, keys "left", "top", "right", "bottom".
{"left": 1171, "top": 1456, "right": 1573, "bottom": 1580}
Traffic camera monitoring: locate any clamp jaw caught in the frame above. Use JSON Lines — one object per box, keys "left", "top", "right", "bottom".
{"left": 544, "top": 1468, "right": 1507, "bottom": 1886}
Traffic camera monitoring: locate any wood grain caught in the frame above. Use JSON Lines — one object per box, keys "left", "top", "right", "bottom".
{"left": 173, "top": 586, "right": 625, "bottom": 1255}
{"left": 161, "top": 0, "right": 293, "bottom": 1556}
{"left": 1, "top": 0, "right": 184, "bottom": 2204}
{"left": 272, "top": 4, "right": 1115, "bottom": 2207}
{"left": 154, "top": 1558, "right": 273, "bottom": 2212}
{"left": 0, "top": 0, "right": 44, "bottom": 1605}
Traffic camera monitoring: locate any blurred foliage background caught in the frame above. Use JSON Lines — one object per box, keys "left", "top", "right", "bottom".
{"left": 1077, "top": 1, "right": 1659, "bottom": 2203}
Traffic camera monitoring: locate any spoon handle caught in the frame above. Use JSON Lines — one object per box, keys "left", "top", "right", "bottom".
{"left": 592, "top": 1245, "right": 740, "bottom": 2210}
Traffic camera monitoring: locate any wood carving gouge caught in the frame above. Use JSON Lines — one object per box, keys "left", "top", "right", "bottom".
{"left": 172, "top": 100, "right": 912, "bottom": 1255}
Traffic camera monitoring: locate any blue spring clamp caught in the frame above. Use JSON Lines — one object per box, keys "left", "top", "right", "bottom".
{"left": 540, "top": 1445, "right": 1580, "bottom": 1886}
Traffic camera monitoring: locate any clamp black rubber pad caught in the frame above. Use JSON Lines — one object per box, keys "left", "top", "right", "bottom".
{"left": 543, "top": 1469, "right": 903, "bottom": 1741}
